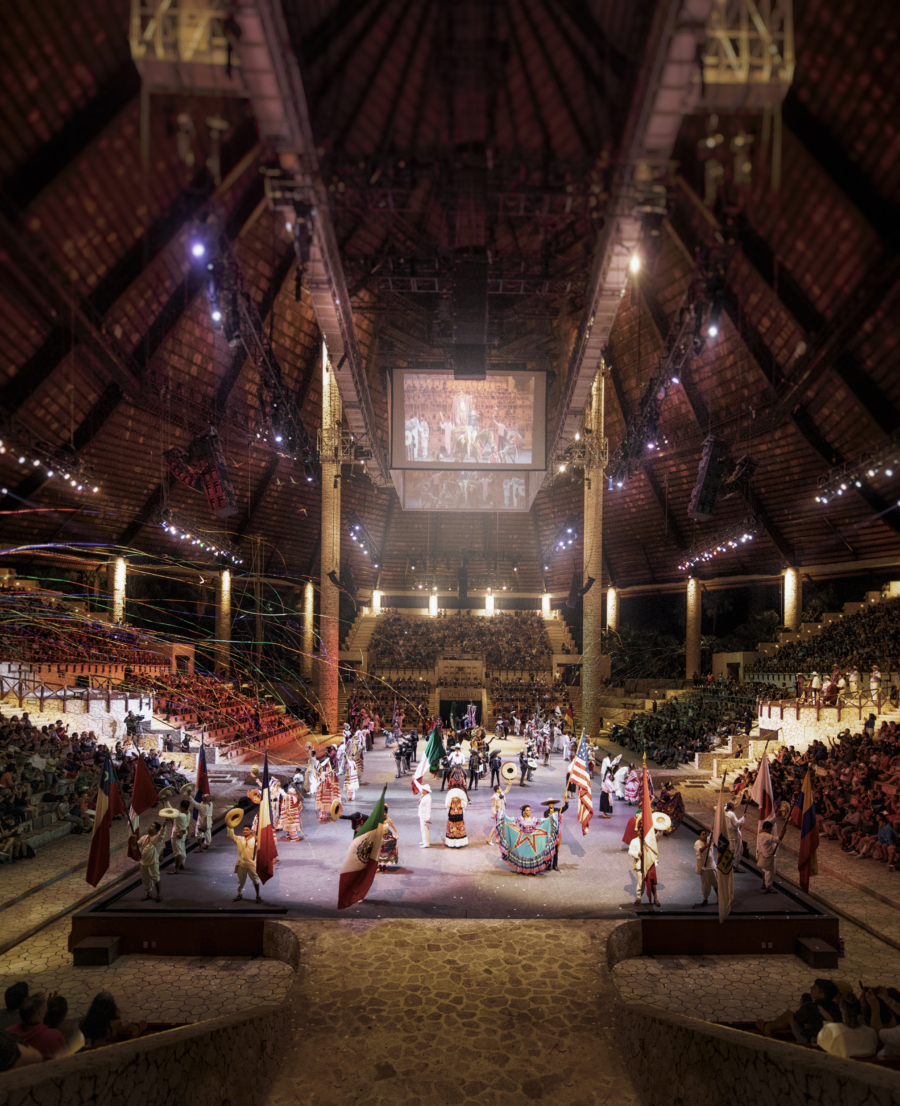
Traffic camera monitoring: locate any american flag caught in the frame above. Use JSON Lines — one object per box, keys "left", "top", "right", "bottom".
{"left": 569, "top": 729, "right": 593, "bottom": 836}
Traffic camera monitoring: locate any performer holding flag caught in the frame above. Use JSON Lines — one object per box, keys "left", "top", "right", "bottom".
{"left": 338, "top": 786, "right": 388, "bottom": 909}
{"left": 798, "top": 767, "right": 819, "bottom": 892}
{"left": 86, "top": 751, "right": 126, "bottom": 887}
{"left": 126, "top": 755, "right": 159, "bottom": 862}
{"left": 190, "top": 742, "right": 213, "bottom": 850}
{"left": 255, "top": 753, "right": 278, "bottom": 884}
{"left": 569, "top": 730, "right": 593, "bottom": 836}
{"left": 632, "top": 756, "right": 660, "bottom": 907}
{"left": 749, "top": 745, "right": 775, "bottom": 825}
{"left": 712, "top": 774, "right": 734, "bottom": 924}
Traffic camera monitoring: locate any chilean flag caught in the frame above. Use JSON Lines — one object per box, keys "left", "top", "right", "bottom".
{"left": 127, "top": 755, "right": 159, "bottom": 861}
{"left": 192, "top": 742, "right": 210, "bottom": 836}
{"left": 255, "top": 753, "right": 278, "bottom": 884}
{"left": 86, "top": 751, "right": 126, "bottom": 886}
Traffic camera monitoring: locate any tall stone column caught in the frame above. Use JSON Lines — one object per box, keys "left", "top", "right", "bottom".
{"left": 606, "top": 586, "right": 619, "bottom": 631}
{"left": 215, "top": 569, "right": 231, "bottom": 675}
{"left": 581, "top": 370, "right": 606, "bottom": 736}
{"left": 686, "top": 577, "right": 702, "bottom": 680}
{"left": 106, "top": 557, "right": 127, "bottom": 623}
{"left": 784, "top": 567, "right": 801, "bottom": 632}
{"left": 301, "top": 581, "right": 315, "bottom": 683}
{"left": 318, "top": 341, "right": 342, "bottom": 734}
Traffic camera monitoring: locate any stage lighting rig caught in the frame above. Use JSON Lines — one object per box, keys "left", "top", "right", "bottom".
{"left": 1, "top": 426, "right": 100, "bottom": 495}
{"left": 347, "top": 513, "right": 381, "bottom": 568}
{"left": 542, "top": 516, "right": 579, "bottom": 566}
{"left": 158, "top": 508, "right": 243, "bottom": 565}
{"left": 815, "top": 429, "right": 900, "bottom": 506}
{"left": 678, "top": 515, "right": 763, "bottom": 571}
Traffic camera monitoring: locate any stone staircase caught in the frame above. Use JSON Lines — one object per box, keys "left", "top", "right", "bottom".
{"left": 543, "top": 618, "right": 579, "bottom": 656}
{"left": 340, "top": 614, "right": 379, "bottom": 659}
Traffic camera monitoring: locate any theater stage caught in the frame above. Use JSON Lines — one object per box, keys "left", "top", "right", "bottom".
{"left": 70, "top": 746, "right": 838, "bottom": 957}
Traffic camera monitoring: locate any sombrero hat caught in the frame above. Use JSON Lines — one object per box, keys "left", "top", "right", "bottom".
{"left": 225, "top": 808, "right": 244, "bottom": 829}
{"left": 179, "top": 782, "right": 194, "bottom": 795}
{"left": 500, "top": 762, "right": 517, "bottom": 781}
{"left": 158, "top": 806, "right": 179, "bottom": 819}
{"left": 330, "top": 798, "right": 343, "bottom": 821}
{"left": 652, "top": 812, "right": 672, "bottom": 832}
{"left": 246, "top": 788, "right": 262, "bottom": 804}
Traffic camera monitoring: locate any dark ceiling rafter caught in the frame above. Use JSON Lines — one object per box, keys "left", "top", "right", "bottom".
{"left": 118, "top": 479, "right": 169, "bottom": 547}
{"left": 664, "top": 210, "right": 900, "bottom": 540}
{"left": 235, "top": 455, "right": 281, "bottom": 538}
{"left": 639, "top": 460, "right": 687, "bottom": 551}
{"left": 300, "top": 0, "right": 382, "bottom": 67}
{"left": 782, "top": 96, "right": 900, "bottom": 255}
{"left": 1, "top": 62, "right": 141, "bottom": 211}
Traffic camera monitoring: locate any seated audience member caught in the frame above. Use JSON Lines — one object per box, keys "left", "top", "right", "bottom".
{"left": 44, "top": 994, "right": 84, "bottom": 1057}
{"left": 0, "top": 1030, "right": 41, "bottom": 1071}
{"left": 756, "top": 978, "right": 841, "bottom": 1041}
{"left": 817, "top": 994, "right": 877, "bottom": 1058}
{"left": 7, "top": 993, "right": 66, "bottom": 1060}
{"left": 0, "top": 983, "right": 28, "bottom": 1030}
{"left": 80, "top": 992, "right": 145, "bottom": 1047}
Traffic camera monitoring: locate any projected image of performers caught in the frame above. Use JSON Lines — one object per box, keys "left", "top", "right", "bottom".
{"left": 403, "top": 470, "right": 528, "bottom": 511}
{"left": 403, "top": 374, "right": 534, "bottom": 465}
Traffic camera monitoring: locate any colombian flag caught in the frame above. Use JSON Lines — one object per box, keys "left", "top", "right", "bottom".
{"left": 86, "top": 751, "right": 126, "bottom": 886}
{"left": 798, "top": 767, "right": 819, "bottom": 892}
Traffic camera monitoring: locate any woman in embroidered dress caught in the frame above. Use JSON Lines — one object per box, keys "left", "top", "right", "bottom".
{"left": 376, "top": 804, "right": 399, "bottom": 870}
{"left": 345, "top": 758, "right": 360, "bottom": 802}
{"left": 445, "top": 787, "right": 469, "bottom": 848}
{"left": 599, "top": 768, "right": 614, "bottom": 818}
{"left": 280, "top": 785, "right": 304, "bottom": 841}
{"left": 623, "top": 765, "right": 641, "bottom": 805}
{"left": 315, "top": 761, "right": 339, "bottom": 823}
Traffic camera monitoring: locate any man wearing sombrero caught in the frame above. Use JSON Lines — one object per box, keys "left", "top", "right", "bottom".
{"left": 226, "top": 817, "right": 263, "bottom": 903}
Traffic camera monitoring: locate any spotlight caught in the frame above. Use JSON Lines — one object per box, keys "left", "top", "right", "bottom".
{"left": 46, "top": 470, "right": 53, "bottom": 477}
{"left": 670, "top": 375, "right": 680, "bottom": 385}
{"left": 191, "top": 243, "right": 205, "bottom": 258}
{"left": 647, "top": 442, "right": 655, "bottom": 450}
{"left": 707, "top": 322, "right": 719, "bottom": 338}
{"left": 17, "top": 456, "right": 25, "bottom": 465}
{"left": 887, "top": 469, "right": 894, "bottom": 477}
{"left": 628, "top": 253, "right": 641, "bottom": 274}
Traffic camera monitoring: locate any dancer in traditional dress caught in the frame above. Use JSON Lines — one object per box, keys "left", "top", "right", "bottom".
{"left": 487, "top": 782, "right": 511, "bottom": 844}
{"left": 377, "top": 804, "right": 399, "bottom": 871}
{"left": 599, "top": 768, "right": 614, "bottom": 819}
{"left": 138, "top": 821, "right": 164, "bottom": 902}
{"left": 623, "top": 765, "right": 641, "bottom": 805}
{"left": 190, "top": 793, "right": 214, "bottom": 850}
{"left": 653, "top": 782, "right": 685, "bottom": 835}
{"left": 613, "top": 762, "right": 629, "bottom": 801}
{"left": 497, "top": 803, "right": 555, "bottom": 875}
{"left": 445, "top": 788, "right": 469, "bottom": 848}
{"left": 269, "top": 777, "right": 284, "bottom": 830}
{"left": 280, "top": 785, "right": 304, "bottom": 841}
{"left": 345, "top": 758, "right": 360, "bottom": 802}
{"left": 227, "top": 823, "right": 262, "bottom": 902}
{"left": 418, "top": 784, "right": 432, "bottom": 848}
{"left": 165, "top": 799, "right": 190, "bottom": 874}
{"left": 315, "top": 761, "right": 340, "bottom": 823}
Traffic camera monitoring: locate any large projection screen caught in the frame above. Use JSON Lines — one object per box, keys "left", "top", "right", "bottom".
{"left": 390, "top": 369, "right": 546, "bottom": 471}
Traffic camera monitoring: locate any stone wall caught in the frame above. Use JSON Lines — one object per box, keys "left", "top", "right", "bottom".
{"left": 618, "top": 1003, "right": 900, "bottom": 1106}
{"left": 0, "top": 1004, "right": 284, "bottom": 1106}
{"left": 0, "top": 693, "right": 152, "bottom": 742}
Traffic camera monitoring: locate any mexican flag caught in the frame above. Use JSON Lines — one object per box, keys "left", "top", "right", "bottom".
{"left": 424, "top": 720, "right": 445, "bottom": 773}
{"left": 337, "top": 786, "right": 387, "bottom": 910}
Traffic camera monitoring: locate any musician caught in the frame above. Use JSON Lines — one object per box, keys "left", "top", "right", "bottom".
{"left": 519, "top": 748, "right": 531, "bottom": 788}
{"left": 544, "top": 798, "right": 569, "bottom": 872}
{"left": 137, "top": 821, "right": 164, "bottom": 902}
{"left": 489, "top": 749, "right": 502, "bottom": 789}
{"left": 394, "top": 743, "right": 407, "bottom": 779}
{"left": 227, "top": 823, "right": 262, "bottom": 903}
{"left": 468, "top": 749, "right": 482, "bottom": 791}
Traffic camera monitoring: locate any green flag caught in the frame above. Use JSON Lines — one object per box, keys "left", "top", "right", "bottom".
{"left": 425, "top": 720, "right": 445, "bottom": 772}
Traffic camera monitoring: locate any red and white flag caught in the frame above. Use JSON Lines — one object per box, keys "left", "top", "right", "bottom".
{"left": 255, "top": 753, "right": 278, "bottom": 884}
{"left": 338, "top": 786, "right": 387, "bottom": 910}
{"left": 126, "top": 755, "right": 159, "bottom": 862}
{"left": 569, "top": 730, "right": 593, "bottom": 836}
{"left": 411, "top": 747, "right": 428, "bottom": 796}
{"left": 86, "top": 752, "right": 126, "bottom": 887}
{"left": 749, "top": 751, "right": 775, "bottom": 824}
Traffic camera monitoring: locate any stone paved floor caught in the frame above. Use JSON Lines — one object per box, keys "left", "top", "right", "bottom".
{"left": 264, "top": 919, "right": 641, "bottom": 1106}
{"left": 0, "top": 915, "right": 293, "bottom": 1024}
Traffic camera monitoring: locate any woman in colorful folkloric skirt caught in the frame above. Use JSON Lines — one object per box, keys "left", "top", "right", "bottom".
{"left": 445, "top": 788, "right": 469, "bottom": 848}
{"left": 280, "top": 785, "right": 304, "bottom": 841}
{"left": 315, "top": 763, "right": 340, "bottom": 823}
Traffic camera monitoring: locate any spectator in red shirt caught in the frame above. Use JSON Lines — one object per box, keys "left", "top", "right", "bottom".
{"left": 8, "top": 993, "right": 66, "bottom": 1060}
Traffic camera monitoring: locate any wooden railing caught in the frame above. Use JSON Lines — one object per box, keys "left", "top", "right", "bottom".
{"left": 0, "top": 672, "right": 152, "bottom": 712}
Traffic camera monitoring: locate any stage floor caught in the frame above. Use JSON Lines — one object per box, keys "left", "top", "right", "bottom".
{"left": 93, "top": 745, "right": 826, "bottom": 922}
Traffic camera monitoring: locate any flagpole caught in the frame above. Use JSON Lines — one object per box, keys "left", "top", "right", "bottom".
{"left": 703, "top": 770, "right": 728, "bottom": 867}
{"left": 640, "top": 753, "right": 646, "bottom": 893}
{"left": 755, "top": 738, "right": 772, "bottom": 832}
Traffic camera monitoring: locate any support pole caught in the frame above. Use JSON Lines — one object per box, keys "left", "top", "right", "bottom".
{"left": 784, "top": 566, "right": 801, "bottom": 633}
{"left": 106, "top": 557, "right": 127, "bottom": 624}
{"left": 215, "top": 569, "right": 232, "bottom": 676}
{"left": 686, "top": 577, "right": 702, "bottom": 681}
{"left": 319, "top": 340, "right": 342, "bottom": 734}
{"left": 607, "top": 586, "right": 619, "bottom": 631}
{"left": 301, "top": 581, "right": 315, "bottom": 683}
{"left": 581, "top": 370, "right": 606, "bottom": 737}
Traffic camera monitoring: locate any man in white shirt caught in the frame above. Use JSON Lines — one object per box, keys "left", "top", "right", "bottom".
{"left": 724, "top": 801, "right": 745, "bottom": 872}
{"left": 227, "top": 823, "right": 262, "bottom": 902}
{"left": 418, "top": 784, "right": 432, "bottom": 848}
{"left": 756, "top": 819, "right": 778, "bottom": 892}
{"left": 190, "top": 793, "right": 214, "bottom": 850}
{"left": 809, "top": 671, "right": 821, "bottom": 704}
{"left": 138, "top": 822, "right": 164, "bottom": 903}
{"left": 692, "top": 828, "right": 718, "bottom": 907}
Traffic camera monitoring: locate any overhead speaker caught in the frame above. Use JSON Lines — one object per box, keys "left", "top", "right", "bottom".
{"left": 688, "top": 435, "right": 725, "bottom": 521}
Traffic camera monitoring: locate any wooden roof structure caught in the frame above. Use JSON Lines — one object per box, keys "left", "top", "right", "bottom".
{"left": 0, "top": 0, "right": 898, "bottom": 599}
